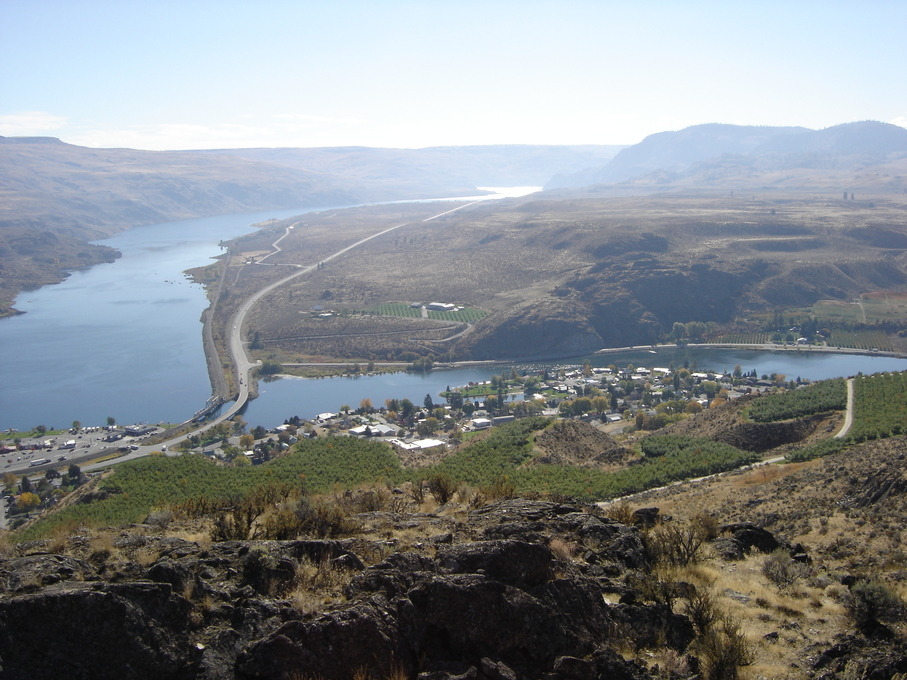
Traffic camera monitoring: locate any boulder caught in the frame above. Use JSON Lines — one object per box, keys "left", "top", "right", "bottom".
{"left": 0, "top": 581, "right": 199, "bottom": 680}
{"left": 436, "top": 540, "right": 552, "bottom": 587}
{"left": 236, "top": 600, "right": 409, "bottom": 680}
{"left": 720, "top": 522, "right": 781, "bottom": 554}
{"left": 0, "top": 553, "right": 97, "bottom": 593}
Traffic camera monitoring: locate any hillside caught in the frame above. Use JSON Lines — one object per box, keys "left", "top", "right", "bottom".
{"left": 196, "top": 144, "right": 624, "bottom": 194}
{"left": 3, "top": 376, "right": 906, "bottom": 679}
{"left": 0, "top": 138, "right": 620, "bottom": 316}
{"left": 222, "top": 190, "right": 907, "bottom": 363}
{"left": 548, "top": 121, "right": 907, "bottom": 190}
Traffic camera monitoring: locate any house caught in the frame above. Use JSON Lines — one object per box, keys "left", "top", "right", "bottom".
{"left": 373, "top": 424, "right": 397, "bottom": 436}
{"left": 389, "top": 438, "right": 445, "bottom": 451}
{"left": 427, "top": 302, "right": 456, "bottom": 312}
{"left": 470, "top": 417, "right": 492, "bottom": 429}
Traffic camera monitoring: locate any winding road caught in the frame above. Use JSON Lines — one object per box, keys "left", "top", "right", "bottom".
{"left": 215, "top": 200, "right": 484, "bottom": 425}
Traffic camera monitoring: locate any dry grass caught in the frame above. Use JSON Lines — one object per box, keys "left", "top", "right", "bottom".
{"left": 286, "top": 557, "right": 354, "bottom": 614}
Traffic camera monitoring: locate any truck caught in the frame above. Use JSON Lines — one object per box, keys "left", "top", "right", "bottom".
{"left": 29, "top": 458, "right": 50, "bottom": 467}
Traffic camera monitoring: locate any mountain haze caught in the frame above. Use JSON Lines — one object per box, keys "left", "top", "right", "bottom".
{"left": 0, "top": 138, "right": 621, "bottom": 314}
{"left": 547, "top": 120, "right": 907, "bottom": 189}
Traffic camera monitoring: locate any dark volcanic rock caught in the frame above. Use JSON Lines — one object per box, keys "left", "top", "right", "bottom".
{"left": 0, "top": 581, "right": 199, "bottom": 680}
{"left": 236, "top": 600, "right": 409, "bottom": 680}
{"left": 436, "top": 539, "right": 552, "bottom": 587}
{"left": 0, "top": 504, "right": 674, "bottom": 680}
{"left": 720, "top": 522, "right": 781, "bottom": 554}
{"left": 404, "top": 574, "right": 594, "bottom": 675}
{"left": 0, "top": 553, "right": 97, "bottom": 592}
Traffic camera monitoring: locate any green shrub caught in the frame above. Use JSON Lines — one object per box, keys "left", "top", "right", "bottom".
{"left": 845, "top": 580, "right": 907, "bottom": 634}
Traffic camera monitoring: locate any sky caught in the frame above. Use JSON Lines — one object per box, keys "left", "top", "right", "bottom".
{"left": 1, "top": 0, "right": 906, "bottom": 151}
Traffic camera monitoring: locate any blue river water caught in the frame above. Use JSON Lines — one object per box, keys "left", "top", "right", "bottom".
{"left": 240, "top": 348, "right": 907, "bottom": 427}
{"left": 2, "top": 198, "right": 906, "bottom": 431}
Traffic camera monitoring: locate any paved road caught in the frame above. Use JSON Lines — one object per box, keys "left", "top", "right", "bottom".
{"left": 217, "top": 200, "right": 483, "bottom": 423}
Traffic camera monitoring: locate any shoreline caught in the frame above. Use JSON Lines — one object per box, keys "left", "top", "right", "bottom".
{"left": 267, "top": 342, "right": 907, "bottom": 381}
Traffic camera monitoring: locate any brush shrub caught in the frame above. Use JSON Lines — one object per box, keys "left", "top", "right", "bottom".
{"left": 845, "top": 579, "right": 907, "bottom": 635}
{"left": 761, "top": 548, "right": 810, "bottom": 591}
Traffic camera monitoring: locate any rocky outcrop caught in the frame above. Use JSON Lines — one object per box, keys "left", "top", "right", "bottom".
{"left": 0, "top": 500, "right": 681, "bottom": 680}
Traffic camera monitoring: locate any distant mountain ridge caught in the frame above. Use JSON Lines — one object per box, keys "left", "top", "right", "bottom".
{"left": 0, "top": 137, "right": 621, "bottom": 314}
{"left": 547, "top": 120, "right": 907, "bottom": 189}
{"left": 191, "top": 144, "right": 625, "bottom": 194}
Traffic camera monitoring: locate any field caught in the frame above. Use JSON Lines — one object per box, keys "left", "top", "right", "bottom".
{"left": 708, "top": 332, "right": 772, "bottom": 344}
{"left": 17, "top": 419, "right": 763, "bottom": 540}
{"left": 364, "top": 303, "right": 487, "bottom": 323}
{"left": 825, "top": 329, "right": 894, "bottom": 351}
{"left": 745, "top": 378, "right": 847, "bottom": 423}
{"left": 814, "top": 291, "right": 907, "bottom": 324}
{"left": 850, "top": 370, "right": 907, "bottom": 440}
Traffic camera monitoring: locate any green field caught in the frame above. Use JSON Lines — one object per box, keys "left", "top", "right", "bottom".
{"left": 365, "top": 302, "right": 487, "bottom": 323}
{"left": 709, "top": 332, "right": 772, "bottom": 344}
{"left": 850, "top": 371, "right": 907, "bottom": 440}
{"left": 746, "top": 378, "right": 847, "bottom": 423}
{"left": 17, "top": 419, "right": 763, "bottom": 540}
{"left": 814, "top": 293, "right": 907, "bottom": 325}
{"left": 826, "top": 330, "right": 894, "bottom": 351}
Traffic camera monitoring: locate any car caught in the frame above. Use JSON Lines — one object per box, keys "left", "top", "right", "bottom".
{"left": 129, "top": 445, "right": 139, "bottom": 451}
{"left": 58, "top": 455, "right": 67, "bottom": 461}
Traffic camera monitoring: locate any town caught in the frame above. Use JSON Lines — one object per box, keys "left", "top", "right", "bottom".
{"left": 199, "top": 361, "right": 791, "bottom": 465}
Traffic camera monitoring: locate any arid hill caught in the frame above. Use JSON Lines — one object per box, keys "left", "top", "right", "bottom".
{"left": 0, "top": 137, "right": 620, "bottom": 315}
{"left": 226, "top": 190, "right": 907, "bottom": 364}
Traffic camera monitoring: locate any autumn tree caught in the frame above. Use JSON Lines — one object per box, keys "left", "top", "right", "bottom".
{"left": 15, "top": 492, "right": 41, "bottom": 512}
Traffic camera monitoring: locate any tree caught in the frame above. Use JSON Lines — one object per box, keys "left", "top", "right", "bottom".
{"left": 19, "top": 475, "right": 32, "bottom": 493}
{"left": 34, "top": 425, "right": 47, "bottom": 435}
{"left": 685, "top": 401, "right": 703, "bottom": 414}
{"left": 15, "top": 492, "right": 41, "bottom": 512}
{"left": 417, "top": 417, "right": 439, "bottom": 437}
{"left": 45, "top": 469, "right": 61, "bottom": 481}
{"left": 2, "top": 472, "right": 18, "bottom": 491}
{"left": 68, "top": 464, "right": 82, "bottom": 483}
{"left": 423, "top": 393, "right": 434, "bottom": 411}
{"left": 239, "top": 434, "right": 255, "bottom": 450}
{"left": 106, "top": 416, "right": 116, "bottom": 427}
{"left": 71, "top": 420, "right": 81, "bottom": 432}
{"left": 359, "top": 397, "right": 373, "bottom": 414}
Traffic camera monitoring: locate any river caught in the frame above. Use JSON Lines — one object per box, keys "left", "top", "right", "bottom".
{"left": 239, "top": 348, "right": 907, "bottom": 427}
{"left": 2, "top": 193, "right": 906, "bottom": 432}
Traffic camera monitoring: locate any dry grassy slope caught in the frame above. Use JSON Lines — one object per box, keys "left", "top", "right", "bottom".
{"left": 608, "top": 433, "right": 907, "bottom": 679}
{"left": 234, "top": 192, "right": 907, "bottom": 361}
{"left": 619, "top": 434, "right": 907, "bottom": 590}
{"left": 659, "top": 396, "right": 843, "bottom": 453}
{"left": 531, "top": 419, "right": 633, "bottom": 468}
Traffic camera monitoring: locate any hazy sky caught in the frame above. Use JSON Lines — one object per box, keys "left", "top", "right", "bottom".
{"left": 2, "top": 0, "right": 905, "bottom": 150}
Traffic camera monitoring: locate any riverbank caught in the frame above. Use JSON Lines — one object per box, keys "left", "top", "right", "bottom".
{"left": 266, "top": 341, "right": 907, "bottom": 382}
